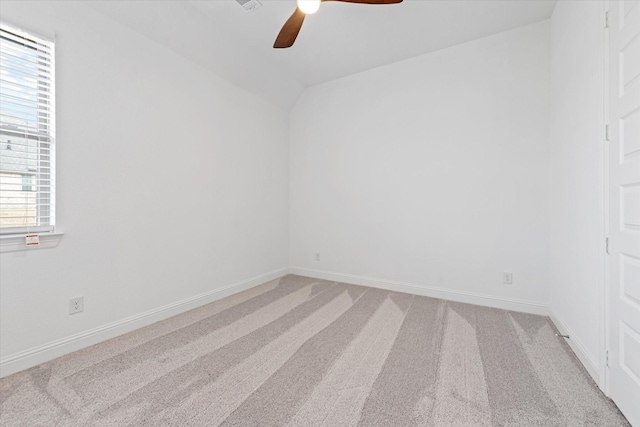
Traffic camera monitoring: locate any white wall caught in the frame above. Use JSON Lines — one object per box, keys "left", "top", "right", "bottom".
{"left": 548, "top": 0, "right": 605, "bottom": 383}
{"left": 3, "top": 1, "right": 606, "bottom": 384}
{"left": 290, "top": 21, "right": 550, "bottom": 311}
{"left": 0, "top": 1, "right": 289, "bottom": 374}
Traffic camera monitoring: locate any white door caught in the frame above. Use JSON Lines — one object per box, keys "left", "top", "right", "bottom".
{"left": 608, "top": 1, "right": 640, "bottom": 425}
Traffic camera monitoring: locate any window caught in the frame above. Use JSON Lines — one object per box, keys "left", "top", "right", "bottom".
{"left": 21, "top": 173, "right": 33, "bottom": 192}
{"left": 0, "top": 23, "right": 55, "bottom": 234}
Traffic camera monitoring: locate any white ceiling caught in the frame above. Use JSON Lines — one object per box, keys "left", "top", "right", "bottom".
{"left": 84, "top": 0, "right": 556, "bottom": 110}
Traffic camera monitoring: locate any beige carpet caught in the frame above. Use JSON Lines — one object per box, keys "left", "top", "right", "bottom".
{"left": 0, "top": 275, "right": 630, "bottom": 426}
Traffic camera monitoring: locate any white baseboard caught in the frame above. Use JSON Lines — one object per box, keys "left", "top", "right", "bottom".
{"left": 0, "top": 268, "right": 288, "bottom": 378}
{"left": 289, "top": 267, "right": 550, "bottom": 316}
{"left": 548, "top": 313, "right": 601, "bottom": 387}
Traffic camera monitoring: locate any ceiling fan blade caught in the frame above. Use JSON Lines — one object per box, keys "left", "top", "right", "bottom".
{"left": 274, "top": 8, "right": 306, "bottom": 48}
{"left": 322, "top": 0, "right": 402, "bottom": 4}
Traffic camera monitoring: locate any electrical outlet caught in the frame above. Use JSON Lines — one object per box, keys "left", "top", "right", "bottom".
{"left": 69, "top": 296, "right": 84, "bottom": 314}
{"left": 503, "top": 272, "right": 513, "bottom": 285}
{"left": 315, "top": 252, "right": 321, "bottom": 261}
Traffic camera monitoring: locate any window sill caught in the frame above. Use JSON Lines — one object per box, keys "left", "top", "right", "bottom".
{"left": 0, "top": 232, "right": 64, "bottom": 253}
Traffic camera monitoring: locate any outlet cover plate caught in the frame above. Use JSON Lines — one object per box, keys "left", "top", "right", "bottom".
{"left": 503, "top": 272, "right": 513, "bottom": 285}
{"left": 69, "top": 296, "right": 84, "bottom": 314}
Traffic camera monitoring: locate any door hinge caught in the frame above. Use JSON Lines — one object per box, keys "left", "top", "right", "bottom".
{"left": 606, "top": 350, "right": 610, "bottom": 368}
{"left": 605, "top": 124, "right": 610, "bottom": 141}
{"left": 606, "top": 237, "right": 610, "bottom": 254}
{"left": 605, "top": 11, "right": 609, "bottom": 28}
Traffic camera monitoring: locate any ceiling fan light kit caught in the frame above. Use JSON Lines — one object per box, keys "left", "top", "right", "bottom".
{"left": 274, "top": 0, "right": 403, "bottom": 49}
{"left": 297, "top": 0, "right": 321, "bottom": 14}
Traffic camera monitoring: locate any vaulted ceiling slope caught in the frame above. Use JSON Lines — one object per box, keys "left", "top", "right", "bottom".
{"left": 85, "top": 0, "right": 556, "bottom": 111}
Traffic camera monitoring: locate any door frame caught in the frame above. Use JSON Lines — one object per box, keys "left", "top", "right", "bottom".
{"left": 602, "top": 0, "right": 611, "bottom": 397}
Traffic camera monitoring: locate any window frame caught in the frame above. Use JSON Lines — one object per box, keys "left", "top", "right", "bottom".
{"left": 0, "top": 21, "right": 56, "bottom": 236}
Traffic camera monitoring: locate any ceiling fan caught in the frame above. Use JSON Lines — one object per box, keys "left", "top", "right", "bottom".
{"left": 274, "top": 0, "right": 403, "bottom": 49}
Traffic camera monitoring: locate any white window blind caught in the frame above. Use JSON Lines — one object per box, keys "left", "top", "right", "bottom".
{"left": 0, "top": 23, "right": 55, "bottom": 234}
